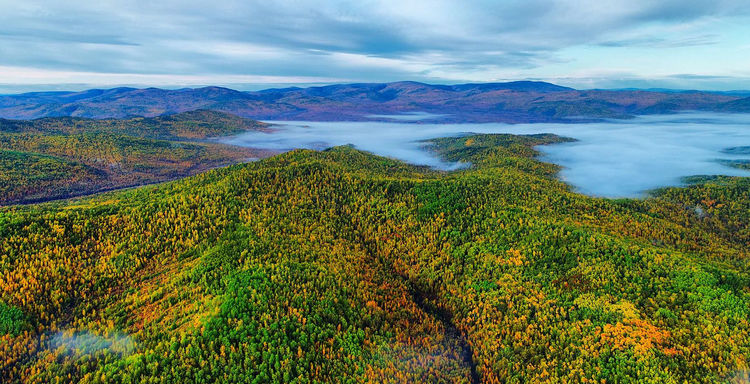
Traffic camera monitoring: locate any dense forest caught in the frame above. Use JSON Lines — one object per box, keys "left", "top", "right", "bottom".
{"left": 0, "top": 132, "right": 748, "bottom": 383}
{"left": 0, "top": 111, "right": 272, "bottom": 204}
{"left": 0, "top": 110, "right": 270, "bottom": 140}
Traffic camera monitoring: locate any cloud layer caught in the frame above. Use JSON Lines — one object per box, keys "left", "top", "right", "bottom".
{"left": 224, "top": 113, "right": 750, "bottom": 197}
{"left": 1, "top": 0, "right": 749, "bottom": 91}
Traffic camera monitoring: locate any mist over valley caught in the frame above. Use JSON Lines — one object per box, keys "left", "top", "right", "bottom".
{"left": 224, "top": 112, "right": 750, "bottom": 197}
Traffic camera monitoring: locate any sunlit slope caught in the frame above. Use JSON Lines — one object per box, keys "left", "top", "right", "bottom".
{"left": 0, "top": 110, "right": 272, "bottom": 205}
{"left": 1, "top": 134, "right": 748, "bottom": 383}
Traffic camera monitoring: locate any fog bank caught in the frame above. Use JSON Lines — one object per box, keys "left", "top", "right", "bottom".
{"left": 223, "top": 113, "right": 750, "bottom": 197}
{"left": 49, "top": 330, "right": 135, "bottom": 356}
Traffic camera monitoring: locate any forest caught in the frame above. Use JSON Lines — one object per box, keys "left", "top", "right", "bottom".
{"left": 0, "top": 111, "right": 272, "bottom": 204}
{"left": 0, "top": 133, "right": 748, "bottom": 383}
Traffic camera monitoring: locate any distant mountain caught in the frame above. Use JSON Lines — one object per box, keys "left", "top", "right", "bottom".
{"left": 0, "top": 81, "right": 743, "bottom": 122}
{"left": 450, "top": 81, "right": 574, "bottom": 92}
{"left": 614, "top": 88, "right": 750, "bottom": 97}
{"left": 716, "top": 96, "right": 750, "bottom": 113}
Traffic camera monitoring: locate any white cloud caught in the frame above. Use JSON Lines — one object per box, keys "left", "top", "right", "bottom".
{"left": 0, "top": 0, "right": 749, "bottom": 90}
{"left": 0, "top": 66, "right": 342, "bottom": 86}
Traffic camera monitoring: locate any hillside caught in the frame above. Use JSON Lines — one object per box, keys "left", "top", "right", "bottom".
{"left": 0, "top": 150, "right": 106, "bottom": 204}
{"left": 0, "top": 134, "right": 748, "bottom": 383}
{"left": 0, "top": 82, "right": 743, "bottom": 123}
{"left": 0, "top": 110, "right": 270, "bottom": 140}
{"left": 0, "top": 111, "right": 273, "bottom": 204}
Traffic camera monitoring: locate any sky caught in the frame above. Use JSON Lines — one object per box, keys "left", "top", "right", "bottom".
{"left": 1, "top": 0, "right": 749, "bottom": 93}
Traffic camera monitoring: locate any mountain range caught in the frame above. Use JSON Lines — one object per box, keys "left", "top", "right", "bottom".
{"left": 1, "top": 81, "right": 747, "bottom": 122}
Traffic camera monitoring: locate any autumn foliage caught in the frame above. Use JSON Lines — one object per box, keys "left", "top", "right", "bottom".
{"left": 0, "top": 134, "right": 748, "bottom": 383}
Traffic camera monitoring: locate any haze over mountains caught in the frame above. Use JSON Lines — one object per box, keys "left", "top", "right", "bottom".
{"left": 1, "top": 81, "right": 748, "bottom": 123}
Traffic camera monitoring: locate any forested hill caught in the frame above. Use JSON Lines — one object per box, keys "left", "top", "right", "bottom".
{"left": 1, "top": 133, "right": 748, "bottom": 383}
{"left": 0, "top": 82, "right": 746, "bottom": 122}
{"left": 0, "top": 109, "right": 270, "bottom": 140}
{"left": 0, "top": 110, "right": 273, "bottom": 205}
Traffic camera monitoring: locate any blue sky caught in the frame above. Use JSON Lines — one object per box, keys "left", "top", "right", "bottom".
{"left": 1, "top": 0, "right": 749, "bottom": 93}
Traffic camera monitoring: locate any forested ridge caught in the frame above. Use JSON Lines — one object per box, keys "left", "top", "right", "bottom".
{"left": 0, "top": 110, "right": 272, "bottom": 205}
{"left": 0, "top": 110, "right": 270, "bottom": 140}
{"left": 0, "top": 133, "right": 748, "bottom": 383}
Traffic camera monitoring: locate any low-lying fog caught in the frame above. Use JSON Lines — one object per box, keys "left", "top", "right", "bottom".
{"left": 222, "top": 112, "right": 750, "bottom": 198}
